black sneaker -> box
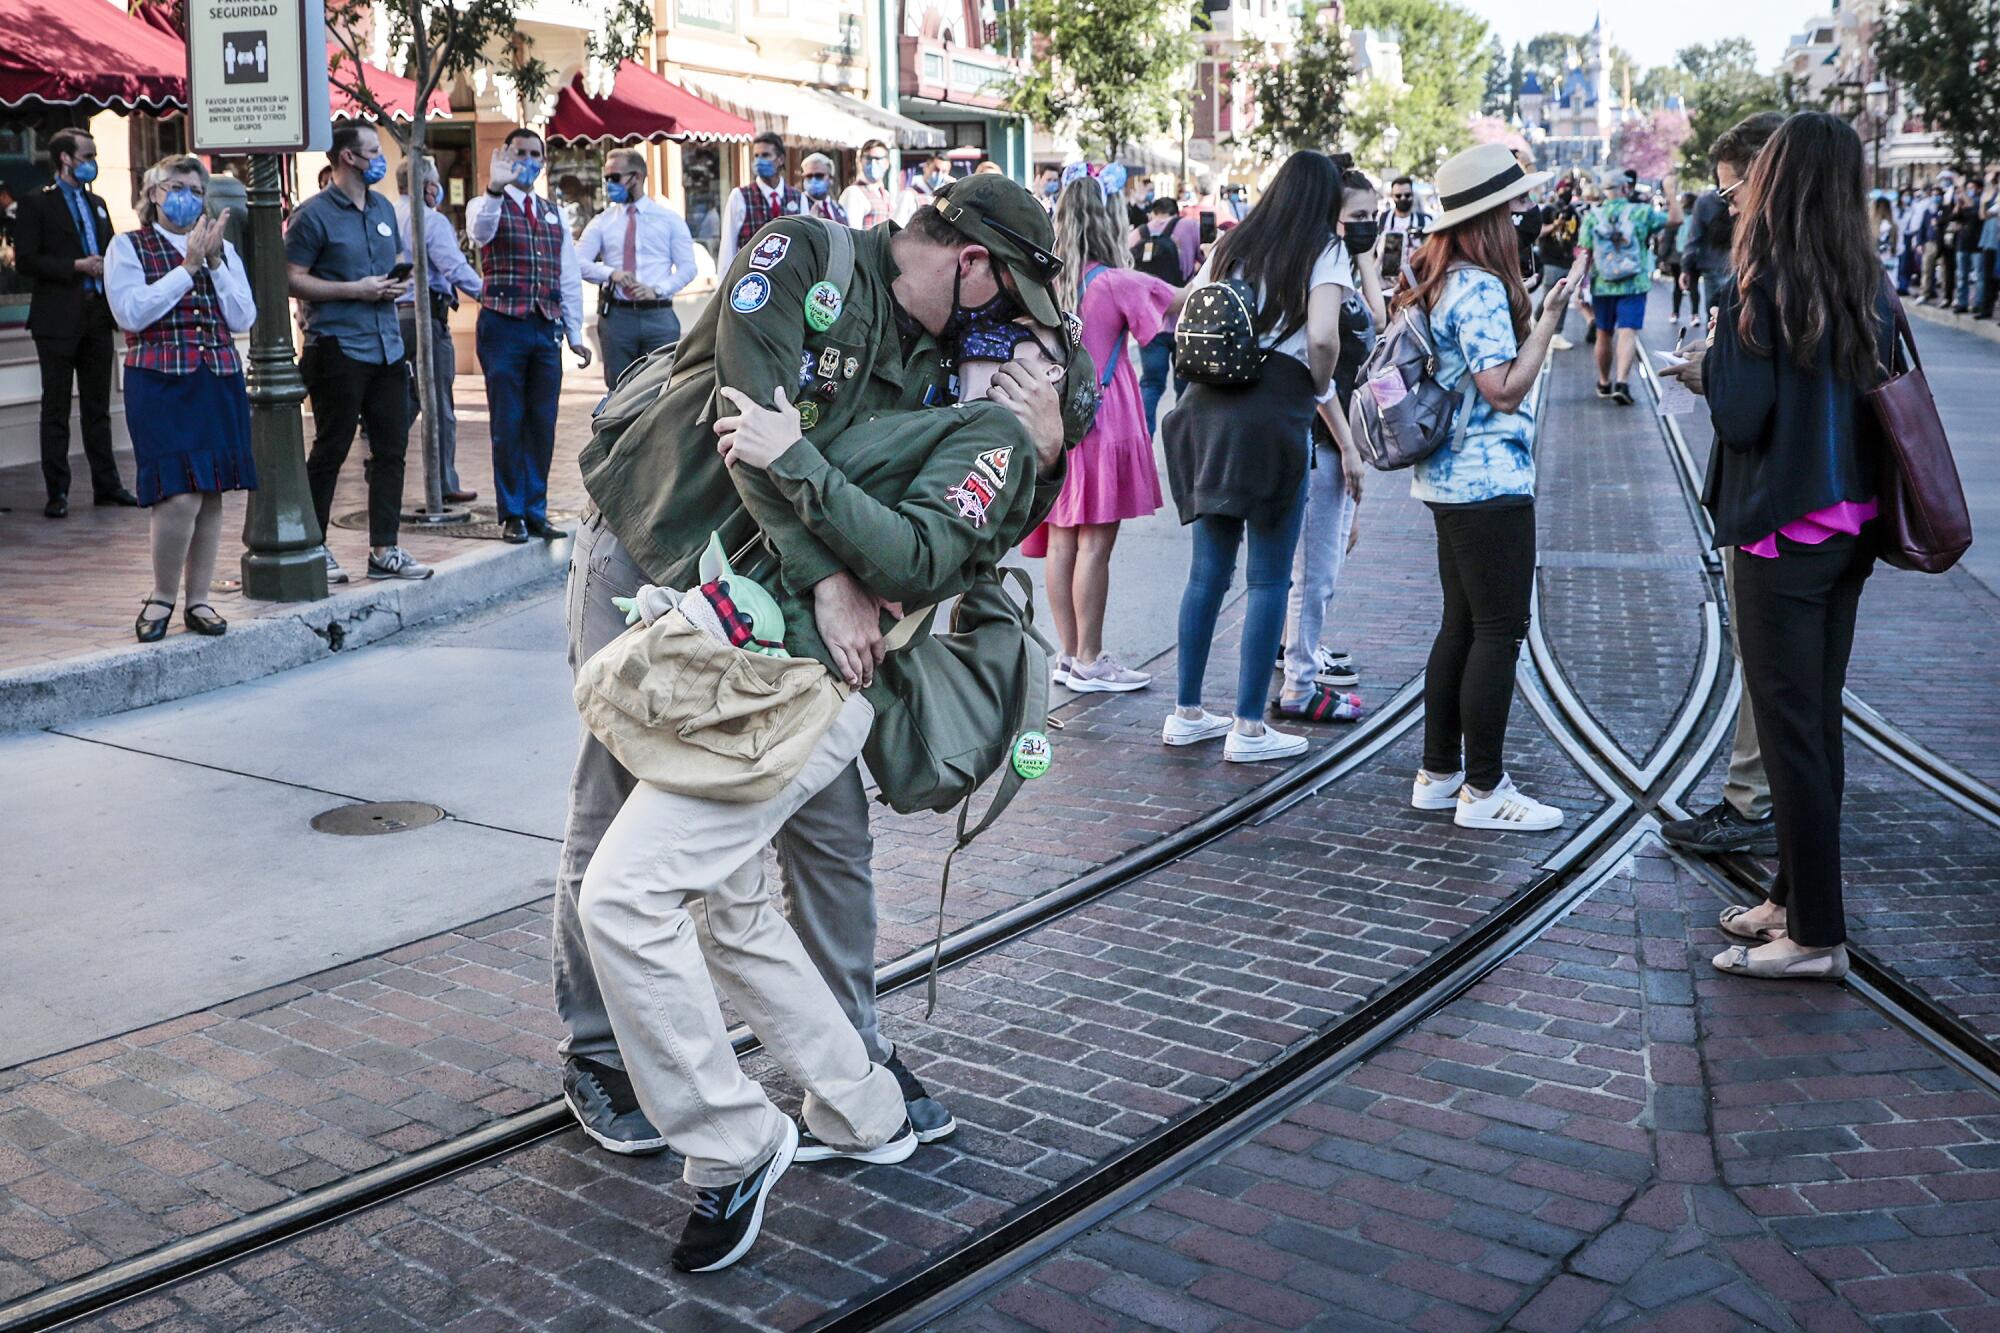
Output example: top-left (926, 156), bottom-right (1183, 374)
top-left (1611, 382), bottom-right (1634, 405)
top-left (1661, 800), bottom-right (1779, 856)
top-left (1596, 380), bottom-right (1613, 397)
top-left (670, 1119), bottom-right (797, 1273)
top-left (883, 1049), bottom-right (957, 1143)
top-left (794, 1116), bottom-right (919, 1165)
top-left (563, 1056), bottom-right (669, 1155)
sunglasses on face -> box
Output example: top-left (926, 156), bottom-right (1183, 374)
top-left (804, 172), bottom-right (830, 181)
top-left (1718, 179), bottom-right (1745, 199)
top-left (603, 171), bottom-right (638, 184)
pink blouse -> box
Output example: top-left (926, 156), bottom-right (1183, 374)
top-left (1739, 499), bottom-right (1878, 559)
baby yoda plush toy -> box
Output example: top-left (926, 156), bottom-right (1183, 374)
top-left (612, 532), bottom-right (788, 658)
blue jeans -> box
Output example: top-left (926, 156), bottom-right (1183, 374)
top-left (1954, 250), bottom-right (1982, 310)
top-left (477, 310), bottom-right (563, 524)
top-left (1175, 474), bottom-right (1310, 720)
top-left (1139, 333), bottom-right (1183, 435)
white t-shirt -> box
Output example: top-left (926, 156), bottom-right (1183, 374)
top-left (1191, 238), bottom-right (1352, 367)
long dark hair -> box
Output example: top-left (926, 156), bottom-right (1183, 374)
top-left (1392, 204), bottom-right (1531, 342)
top-left (1207, 150), bottom-right (1344, 337)
top-left (1732, 112), bottom-right (1884, 385)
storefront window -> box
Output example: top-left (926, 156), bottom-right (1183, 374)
top-left (683, 143), bottom-right (723, 260)
top-left (549, 143), bottom-right (601, 239)
top-left (0, 113), bottom-right (90, 328)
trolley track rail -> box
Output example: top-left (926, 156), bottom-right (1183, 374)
top-left (5, 683), bottom-right (1433, 1332)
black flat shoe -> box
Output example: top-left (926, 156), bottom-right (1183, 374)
top-left (96, 487), bottom-right (141, 507)
top-left (44, 497), bottom-right (68, 519)
top-left (184, 603), bottom-right (227, 636)
top-left (500, 518), bottom-right (529, 544)
top-left (135, 598), bottom-right (173, 643)
top-left (524, 516), bottom-right (566, 541)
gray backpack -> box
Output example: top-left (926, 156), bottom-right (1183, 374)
top-left (1346, 294), bottom-right (1476, 472)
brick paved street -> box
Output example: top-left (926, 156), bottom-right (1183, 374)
top-left (4, 293), bottom-right (2000, 1330)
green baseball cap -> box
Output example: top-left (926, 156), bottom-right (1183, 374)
top-left (933, 173), bottom-right (1064, 327)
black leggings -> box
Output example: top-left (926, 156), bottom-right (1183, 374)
top-left (1732, 531), bottom-right (1873, 947)
top-left (1424, 502), bottom-right (1536, 789)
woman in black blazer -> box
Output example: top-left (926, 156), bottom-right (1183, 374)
top-left (1700, 112), bottom-right (1897, 981)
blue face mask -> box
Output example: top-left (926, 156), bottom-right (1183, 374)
top-left (160, 186), bottom-right (204, 229)
top-left (1043, 179), bottom-right (1059, 197)
top-left (72, 159), bottom-right (98, 184)
top-left (928, 172), bottom-right (952, 190)
top-left (805, 177), bottom-right (830, 200)
top-left (754, 156), bottom-right (781, 180)
top-left (362, 153), bottom-right (388, 185)
top-left (862, 159), bottom-right (886, 183)
top-left (606, 180), bottom-right (631, 205)
top-left (513, 157), bottom-right (543, 189)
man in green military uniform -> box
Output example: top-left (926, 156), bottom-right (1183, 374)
top-left (556, 175), bottom-right (1072, 1160)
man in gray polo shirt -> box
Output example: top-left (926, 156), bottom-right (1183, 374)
top-left (284, 123), bottom-right (431, 582)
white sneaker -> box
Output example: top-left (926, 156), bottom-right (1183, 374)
top-left (1052, 656), bottom-right (1074, 687)
top-left (1411, 769), bottom-right (1465, 810)
top-left (1454, 775), bottom-right (1564, 831)
top-left (1163, 710), bottom-right (1232, 747)
top-left (1223, 726), bottom-right (1308, 763)
top-left (319, 548), bottom-right (350, 585)
top-left (1550, 334), bottom-right (1575, 351)
top-left (1068, 654), bottom-right (1151, 693)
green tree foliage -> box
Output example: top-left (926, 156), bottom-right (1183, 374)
top-left (1347, 0), bottom-right (1491, 175)
top-left (1877, 0), bottom-right (2000, 169)
top-left (1482, 35), bottom-right (1510, 116)
top-left (1002, 0), bottom-right (1198, 156)
top-left (1236, 4), bottom-right (1354, 158)
top-left (1673, 38), bottom-right (1792, 174)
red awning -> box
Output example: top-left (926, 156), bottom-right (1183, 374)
top-left (546, 60), bottom-right (755, 146)
top-left (0, 0), bottom-right (186, 111)
top-left (327, 47), bottom-right (452, 122)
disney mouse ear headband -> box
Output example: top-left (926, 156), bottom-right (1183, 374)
top-left (1058, 161), bottom-right (1130, 201)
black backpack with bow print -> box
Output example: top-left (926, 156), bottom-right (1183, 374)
top-left (1173, 277), bottom-right (1267, 386)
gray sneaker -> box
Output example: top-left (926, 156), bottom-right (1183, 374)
top-left (320, 548), bottom-right (350, 585)
top-left (562, 1056), bottom-right (668, 1155)
top-left (367, 546), bottom-right (434, 580)
top-left (883, 1048), bottom-right (956, 1143)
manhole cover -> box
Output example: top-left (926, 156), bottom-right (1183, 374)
top-left (310, 801), bottom-right (447, 835)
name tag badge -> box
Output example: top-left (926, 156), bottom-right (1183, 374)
top-left (376, 221), bottom-right (392, 237)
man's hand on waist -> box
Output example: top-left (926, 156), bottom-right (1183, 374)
top-left (813, 569), bottom-right (885, 689)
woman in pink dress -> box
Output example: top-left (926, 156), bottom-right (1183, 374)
top-left (1032, 179), bottom-right (1175, 692)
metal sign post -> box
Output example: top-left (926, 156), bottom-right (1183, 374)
top-left (185, 0), bottom-right (332, 600)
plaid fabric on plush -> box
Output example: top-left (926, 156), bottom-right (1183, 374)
top-left (734, 183), bottom-right (801, 252)
top-left (125, 227), bottom-right (242, 375)
top-left (480, 192), bottom-right (565, 321)
top-left (697, 580), bottom-right (782, 653)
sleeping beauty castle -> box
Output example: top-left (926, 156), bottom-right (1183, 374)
top-left (1515, 13), bottom-right (1653, 175)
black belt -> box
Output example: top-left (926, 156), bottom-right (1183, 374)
top-left (603, 297), bottom-right (673, 311)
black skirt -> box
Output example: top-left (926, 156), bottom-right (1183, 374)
top-left (1160, 352), bottom-right (1316, 528)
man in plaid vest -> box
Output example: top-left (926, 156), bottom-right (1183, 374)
top-left (467, 128), bottom-right (590, 545)
top-left (717, 131), bottom-right (804, 271)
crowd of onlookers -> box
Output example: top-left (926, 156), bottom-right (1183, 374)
top-left (1889, 170), bottom-right (2000, 318)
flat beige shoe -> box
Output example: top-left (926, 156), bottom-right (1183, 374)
top-left (1712, 942), bottom-right (1848, 980)
top-left (1719, 904), bottom-right (1786, 943)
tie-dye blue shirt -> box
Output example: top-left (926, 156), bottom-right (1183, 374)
top-left (1410, 268), bottom-right (1537, 506)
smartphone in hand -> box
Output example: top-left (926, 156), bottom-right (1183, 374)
top-left (387, 260), bottom-right (414, 282)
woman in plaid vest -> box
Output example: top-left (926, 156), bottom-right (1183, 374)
top-left (104, 155), bottom-right (258, 643)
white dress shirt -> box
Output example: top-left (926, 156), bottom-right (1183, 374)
top-left (717, 181), bottom-right (801, 270)
top-left (576, 197), bottom-right (697, 302)
top-left (465, 184), bottom-right (586, 344)
top-left (394, 198), bottom-right (483, 305)
top-left (105, 225), bottom-right (256, 335)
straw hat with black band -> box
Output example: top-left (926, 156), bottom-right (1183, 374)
top-left (1429, 142), bottom-right (1554, 232)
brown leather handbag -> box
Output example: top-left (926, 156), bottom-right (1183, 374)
top-left (1866, 295), bottom-right (1973, 573)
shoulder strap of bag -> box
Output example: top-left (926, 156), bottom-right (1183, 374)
top-left (1884, 285), bottom-right (1920, 376)
top-left (1080, 264), bottom-right (1124, 387)
top-left (925, 565), bottom-right (1051, 1015)
top-left (816, 215), bottom-right (856, 292)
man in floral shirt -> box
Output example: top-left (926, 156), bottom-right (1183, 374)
top-left (1579, 167), bottom-right (1682, 404)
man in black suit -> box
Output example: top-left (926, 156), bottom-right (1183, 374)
top-left (15, 129), bottom-right (137, 518)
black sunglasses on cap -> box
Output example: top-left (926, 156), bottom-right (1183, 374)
top-left (939, 201), bottom-right (1063, 281)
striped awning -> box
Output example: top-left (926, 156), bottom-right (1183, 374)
top-left (677, 71), bottom-right (946, 151)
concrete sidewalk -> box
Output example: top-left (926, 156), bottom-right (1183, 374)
top-left (0, 373), bottom-right (598, 733)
